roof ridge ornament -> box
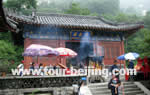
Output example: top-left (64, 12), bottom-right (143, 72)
top-left (32, 8), bottom-right (36, 21)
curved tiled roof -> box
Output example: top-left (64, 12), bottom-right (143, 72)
top-left (5, 12), bottom-right (144, 32)
top-left (0, 0), bottom-right (144, 37)
top-left (0, 0), bottom-right (17, 32)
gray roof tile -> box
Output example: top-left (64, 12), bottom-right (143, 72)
top-left (5, 11), bottom-right (144, 32)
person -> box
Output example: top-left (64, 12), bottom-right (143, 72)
top-left (17, 60), bottom-right (24, 76)
top-left (53, 65), bottom-right (56, 70)
top-left (108, 75), bottom-right (121, 95)
top-left (34, 62), bottom-right (39, 69)
top-left (39, 63), bottom-right (44, 75)
top-left (29, 62), bottom-right (35, 75)
top-left (128, 60), bottom-right (134, 69)
top-left (127, 60), bottom-right (135, 80)
top-left (78, 81), bottom-right (85, 95)
top-left (53, 65), bottom-right (57, 75)
top-left (30, 62), bottom-right (35, 69)
top-left (110, 60), bottom-right (119, 72)
top-left (110, 60), bottom-right (119, 79)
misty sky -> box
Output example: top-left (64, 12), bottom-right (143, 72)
top-left (120, 0), bottom-right (150, 10)
top-left (38, 0), bottom-right (150, 10)
top-left (36, 0), bottom-right (150, 16)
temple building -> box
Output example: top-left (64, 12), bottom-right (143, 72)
top-left (0, 1), bottom-right (144, 68)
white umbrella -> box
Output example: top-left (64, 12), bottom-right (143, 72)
top-left (55, 47), bottom-right (77, 57)
top-left (125, 52), bottom-right (139, 60)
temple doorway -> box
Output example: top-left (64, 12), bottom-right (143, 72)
top-left (65, 42), bottom-right (94, 67)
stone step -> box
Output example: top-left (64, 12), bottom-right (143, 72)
top-left (88, 82), bottom-right (135, 87)
top-left (123, 87), bottom-right (141, 91)
top-left (91, 91), bottom-right (144, 95)
top-left (122, 84), bottom-right (137, 88)
top-left (91, 93), bottom-right (146, 95)
top-left (89, 84), bottom-right (137, 90)
top-left (122, 82), bottom-right (134, 85)
top-left (91, 94), bottom-right (111, 95)
top-left (88, 81), bottom-right (148, 95)
top-left (90, 87), bottom-right (140, 92)
top-left (122, 90), bottom-right (144, 95)
top-left (91, 89), bottom-right (144, 94)
top-left (92, 91), bottom-right (111, 94)
top-left (136, 94), bottom-right (147, 95)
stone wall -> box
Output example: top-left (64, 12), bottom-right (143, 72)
top-left (0, 87), bottom-right (74, 95)
top-left (0, 76), bottom-right (86, 95)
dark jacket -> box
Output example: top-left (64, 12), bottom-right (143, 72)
top-left (128, 61), bottom-right (134, 69)
top-left (108, 78), bottom-right (121, 95)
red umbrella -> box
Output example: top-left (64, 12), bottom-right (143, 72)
top-left (55, 47), bottom-right (77, 74)
top-left (55, 47), bottom-right (77, 57)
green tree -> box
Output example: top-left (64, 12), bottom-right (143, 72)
top-left (143, 11), bottom-right (150, 28)
top-left (0, 40), bottom-right (16, 72)
top-left (37, 1), bottom-right (63, 13)
top-left (126, 29), bottom-right (150, 58)
top-left (79, 0), bottom-right (119, 15)
top-left (0, 32), bottom-right (24, 72)
top-left (102, 13), bottom-right (141, 23)
top-left (65, 3), bottom-right (91, 15)
top-left (142, 30), bottom-right (150, 57)
top-left (4, 0), bottom-right (37, 14)
top-left (102, 12), bottom-right (150, 58)
top-left (0, 40), bottom-right (16, 61)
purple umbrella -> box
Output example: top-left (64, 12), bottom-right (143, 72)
top-left (23, 44), bottom-right (59, 56)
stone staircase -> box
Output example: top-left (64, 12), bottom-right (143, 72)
top-left (88, 82), bottom-right (147, 95)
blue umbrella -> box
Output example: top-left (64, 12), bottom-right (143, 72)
top-left (117, 54), bottom-right (126, 60)
top-left (117, 52), bottom-right (139, 60)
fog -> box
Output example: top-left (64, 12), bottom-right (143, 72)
top-left (120, 0), bottom-right (150, 15)
top-left (37, 0), bottom-right (150, 15)
top-left (120, 0), bottom-right (150, 10)
top-left (38, 0), bottom-right (150, 9)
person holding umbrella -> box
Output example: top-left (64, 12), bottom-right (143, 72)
top-left (127, 60), bottom-right (134, 69)
top-left (127, 59), bottom-right (135, 81)
top-left (117, 52), bottom-right (139, 80)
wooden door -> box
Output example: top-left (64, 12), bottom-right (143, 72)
top-left (100, 41), bottom-right (123, 65)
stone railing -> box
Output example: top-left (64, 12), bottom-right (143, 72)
top-left (0, 75), bottom-right (86, 89)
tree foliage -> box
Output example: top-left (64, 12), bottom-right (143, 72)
top-left (4, 0), bottom-right (37, 14)
top-left (0, 40), bottom-right (16, 60)
top-left (102, 12), bottom-right (150, 58)
top-left (65, 3), bottom-right (91, 15)
top-left (37, 1), bottom-right (64, 13)
top-left (5, 0), bottom-right (37, 10)
top-left (37, 0), bottom-right (119, 15)
top-left (0, 32), bottom-right (24, 72)
top-left (126, 29), bottom-right (150, 58)
top-left (125, 12), bottom-right (150, 58)
top-left (143, 11), bottom-right (150, 28)
top-left (78, 0), bottom-right (119, 15)
top-left (64, 3), bottom-right (99, 16)
top-left (102, 13), bottom-right (141, 23)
